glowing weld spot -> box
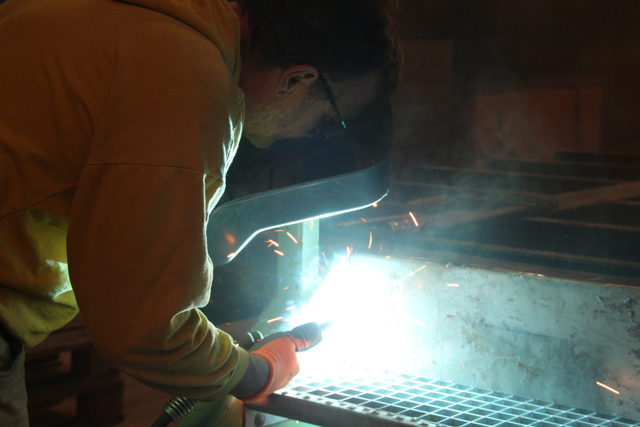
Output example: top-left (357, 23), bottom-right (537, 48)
top-left (288, 257), bottom-right (422, 376)
top-left (226, 252), bottom-right (235, 259)
top-left (596, 381), bottom-right (620, 395)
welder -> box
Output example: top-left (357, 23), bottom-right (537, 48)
top-left (0, 0), bottom-right (400, 425)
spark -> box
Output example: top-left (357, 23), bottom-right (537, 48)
top-left (224, 233), bottom-right (236, 244)
top-left (226, 252), bottom-right (235, 259)
top-left (360, 217), bottom-right (368, 223)
top-left (385, 255), bottom-right (391, 259)
top-left (409, 211), bottom-right (419, 227)
top-left (368, 231), bottom-right (373, 249)
top-left (447, 283), bottom-right (460, 288)
top-left (308, 220), bottom-right (314, 229)
top-left (397, 264), bottom-right (427, 283)
top-left (286, 305), bottom-right (296, 311)
top-left (265, 239), bottom-right (280, 248)
top-left (283, 286), bottom-right (290, 290)
top-left (525, 272), bottom-right (545, 277)
top-left (274, 250), bottom-right (284, 256)
top-left (596, 381), bottom-right (620, 395)
top-left (460, 361), bottom-right (465, 371)
top-left (286, 231), bottom-right (299, 244)
top-left (266, 316), bottom-right (283, 324)
top-left (274, 229), bottom-right (284, 232)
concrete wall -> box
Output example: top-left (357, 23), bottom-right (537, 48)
top-left (343, 254), bottom-right (640, 420)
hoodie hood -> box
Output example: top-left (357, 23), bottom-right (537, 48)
top-left (119, 0), bottom-right (241, 78)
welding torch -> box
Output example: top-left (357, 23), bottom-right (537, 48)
top-left (151, 321), bottom-right (327, 427)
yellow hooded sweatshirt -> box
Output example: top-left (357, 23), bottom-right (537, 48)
top-left (0, 0), bottom-right (249, 399)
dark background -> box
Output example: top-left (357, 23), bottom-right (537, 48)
top-left (392, 0), bottom-right (640, 167)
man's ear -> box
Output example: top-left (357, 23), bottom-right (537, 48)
top-left (277, 65), bottom-right (319, 97)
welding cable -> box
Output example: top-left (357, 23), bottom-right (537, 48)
top-left (150, 396), bottom-right (198, 427)
top-left (150, 323), bottom-right (323, 424)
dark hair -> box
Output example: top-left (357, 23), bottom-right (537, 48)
top-left (240, 0), bottom-right (401, 97)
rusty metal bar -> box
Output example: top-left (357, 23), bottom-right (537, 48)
top-left (247, 393), bottom-right (416, 427)
top-left (555, 151), bottom-right (640, 166)
top-left (392, 181), bottom-right (556, 209)
top-left (524, 216), bottom-right (640, 233)
top-left (405, 235), bottom-right (640, 277)
top-left (390, 179), bottom-right (640, 224)
top-left (398, 164), bottom-right (619, 192)
top-left (488, 158), bottom-right (640, 181)
top-left (549, 181), bottom-right (640, 211)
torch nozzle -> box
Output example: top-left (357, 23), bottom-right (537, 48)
top-left (246, 321), bottom-right (327, 353)
top-left (289, 321), bottom-right (325, 352)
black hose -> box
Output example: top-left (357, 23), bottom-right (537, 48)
top-left (150, 412), bottom-right (173, 427)
top-left (150, 333), bottom-right (262, 425)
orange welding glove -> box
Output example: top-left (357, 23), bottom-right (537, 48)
top-left (242, 335), bottom-right (312, 402)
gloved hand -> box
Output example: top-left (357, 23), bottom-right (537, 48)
top-left (231, 322), bottom-right (322, 402)
top-left (242, 334), bottom-right (313, 401)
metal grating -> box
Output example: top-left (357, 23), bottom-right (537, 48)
top-left (275, 372), bottom-right (640, 427)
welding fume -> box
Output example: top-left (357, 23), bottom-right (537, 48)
top-left (0, 0), bottom-right (401, 425)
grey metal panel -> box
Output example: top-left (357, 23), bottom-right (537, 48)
top-left (207, 154), bottom-right (390, 266)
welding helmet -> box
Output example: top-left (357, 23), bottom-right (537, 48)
top-left (206, 97), bottom-right (393, 266)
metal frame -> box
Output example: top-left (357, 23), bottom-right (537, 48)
top-left (249, 371), bottom-right (640, 426)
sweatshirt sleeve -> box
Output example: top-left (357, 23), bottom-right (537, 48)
top-left (67, 16), bottom-right (247, 400)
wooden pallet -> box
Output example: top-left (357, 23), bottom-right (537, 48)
top-left (25, 316), bottom-right (124, 426)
